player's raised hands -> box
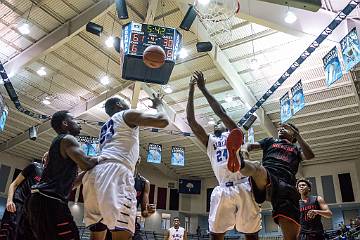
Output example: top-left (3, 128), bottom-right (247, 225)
top-left (193, 71), bottom-right (206, 90)
top-left (148, 93), bottom-right (164, 109)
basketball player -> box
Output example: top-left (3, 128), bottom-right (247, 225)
top-left (164, 217), bottom-right (187, 240)
top-left (297, 179), bottom-right (332, 240)
top-left (26, 110), bottom-right (99, 240)
top-left (82, 94), bottom-right (169, 240)
top-left (0, 152), bottom-right (48, 240)
top-left (186, 71), bottom-right (261, 240)
top-left (133, 157), bottom-right (155, 240)
top-left (226, 123), bottom-right (315, 240)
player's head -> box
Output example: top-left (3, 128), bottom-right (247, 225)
top-left (104, 97), bottom-right (129, 117)
top-left (214, 120), bottom-right (226, 137)
top-left (42, 151), bottom-right (49, 167)
top-left (173, 217), bottom-right (180, 228)
top-left (297, 179), bottom-right (311, 195)
top-left (51, 110), bottom-right (81, 136)
top-left (278, 122), bottom-right (299, 143)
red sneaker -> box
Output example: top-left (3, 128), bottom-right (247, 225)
top-left (226, 128), bottom-right (244, 172)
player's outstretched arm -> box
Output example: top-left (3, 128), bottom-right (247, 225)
top-left (141, 179), bottom-right (155, 218)
top-left (186, 77), bottom-right (208, 147)
top-left (314, 196), bottom-right (332, 219)
top-left (124, 93), bottom-right (169, 128)
top-left (194, 71), bottom-right (238, 131)
top-left (61, 135), bottom-right (98, 171)
top-left (6, 173), bottom-right (26, 212)
top-left (283, 124), bottom-right (315, 160)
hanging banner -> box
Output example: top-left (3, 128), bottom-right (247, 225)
top-left (237, 1), bottom-right (360, 127)
top-left (248, 127), bottom-right (255, 144)
top-left (340, 27), bottom-right (360, 72)
top-left (147, 143), bottom-right (162, 164)
top-left (179, 179), bottom-right (201, 194)
top-left (323, 46), bottom-right (343, 86)
top-left (291, 80), bottom-right (306, 115)
top-left (77, 135), bottom-right (99, 156)
top-left (280, 92), bottom-right (292, 123)
top-left (0, 95), bottom-right (8, 132)
top-left (171, 146), bottom-right (185, 166)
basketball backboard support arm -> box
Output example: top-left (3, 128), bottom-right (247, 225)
top-left (130, 0), bottom-right (159, 109)
top-left (175, 1), bottom-right (278, 137)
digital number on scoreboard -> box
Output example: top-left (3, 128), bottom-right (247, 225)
top-left (122, 22), bottom-right (181, 61)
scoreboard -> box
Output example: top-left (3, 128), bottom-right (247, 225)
top-left (120, 22), bottom-right (182, 85)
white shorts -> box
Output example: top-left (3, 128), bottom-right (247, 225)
top-left (82, 161), bottom-right (137, 233)
top-left (209, 178), bottom-right (262, 234)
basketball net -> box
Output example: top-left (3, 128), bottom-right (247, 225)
top-left (194, 0), bottom-right (240, 45)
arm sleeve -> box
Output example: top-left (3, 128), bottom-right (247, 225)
top-left (21, 164), bottom-right (35, 178)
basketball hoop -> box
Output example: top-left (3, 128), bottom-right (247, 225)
top-left (194, 0), bottom-right (240, 45)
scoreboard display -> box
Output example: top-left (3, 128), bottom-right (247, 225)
top-left (120, 22), bottom-right (182, 85)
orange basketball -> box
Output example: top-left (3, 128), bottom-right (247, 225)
top-left (143, 45), bottom-right (166, 69)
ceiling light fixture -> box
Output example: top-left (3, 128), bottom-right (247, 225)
top-left (105, 36), bottom-right (114, 48)
top-left (225, 94), bottom-right (233, 103)
top-left (198, 0), bottom-right (210, 5)
top-left (285, 10), bottom-right (297, 24)
top-left (18, 23), bottom-right (30, 35)
top-left (250, 58), bottom-right (260, 70)
top-left (163, 85), bottom-right (173, 94)
top-left (100, 75), bottom-right (110, 85)
top-left (42, 99), bottom-right (51, 105)
top-left (178, 48), bottom-right (189, 59)
top-left (36, 67), bottom-right (47, 76)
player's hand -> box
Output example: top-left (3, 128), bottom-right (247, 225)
top-left (148, 93), bottom-right (164, 109)
top-left (6, 201), bottom-right (16, 213)
top-left (281, 123), bottom-right (299, 138)
top-left (307, 210), bottom-right (317, 219)
top-left (189, 76), bottom-right (197, 88)
top-left (193, 71), bottom-right (206, 90)
top-left (147, 203), bottom-right (156, 214)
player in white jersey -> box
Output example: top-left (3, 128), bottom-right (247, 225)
top-left (164, 217), bottom-right (187, 240)
top-left (82, 94), bottom-right (169, 240)
top-left (186, 71), bottom-right (261, 240)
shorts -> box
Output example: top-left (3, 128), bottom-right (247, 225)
top-left (82, 161), bottom-right (137, 233)
top-left (250, 170), bottom-right (300, 225)
top-left (208, 178), bottom-right (262, 234)
top-left (299, 232), bottom-right (325, 240)
top-left (26, 192), bottom-right (79, 240)
top-left (0, 201), bottom-right (35, 240)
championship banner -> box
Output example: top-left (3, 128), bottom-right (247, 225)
top-left (179, 179), bottom-right (201, 194)
top-left (171, 146), bottom-right (185, 166)
top-left (77, 135), bottom-right (98, 156)
top-left (323, 46), bottom-right (343, 86)
top-left (147, 143), bottom-right (162, 164)
top-left (248, 127), bottom-right (255, 144)
top-left (280, 92), bottom-right (292, 123)
top-left (237, 1), bottom-right (360, 127)
top-left (0, 95), bottom-right (8, 132)
top-left (291, 80), bottom-right (305, 115)
top-left (341, 27), bottom-right (360, 72)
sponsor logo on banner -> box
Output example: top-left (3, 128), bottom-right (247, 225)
top-left (323, 46), bottom-right (343, 86)
top-left (171, 146), bottom-right (185, 166)
top-left (77, 136), bottom-right (99, 156)
top-left (341, 27), bottom-right (360, 72)
top-left (280, 92), bottom-right (292, 123)
top-left (291, 80), bottom-right (306, 115)
top-left (147, 143), bottom-right (162, 164)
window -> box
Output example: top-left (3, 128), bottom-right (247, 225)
top-left (0, 165), bottom-right (11, 193)
top-left (161, 213), bottom-right (171, 230)
top-left (321, 175), bottom-right (336, 203)
top-left (338, 173), bottom-right (355, 202)
top-left (184, 217), bottom-right (190, 232)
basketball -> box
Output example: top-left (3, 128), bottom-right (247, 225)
top-left (143, 45), bottom-right (166, 69)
